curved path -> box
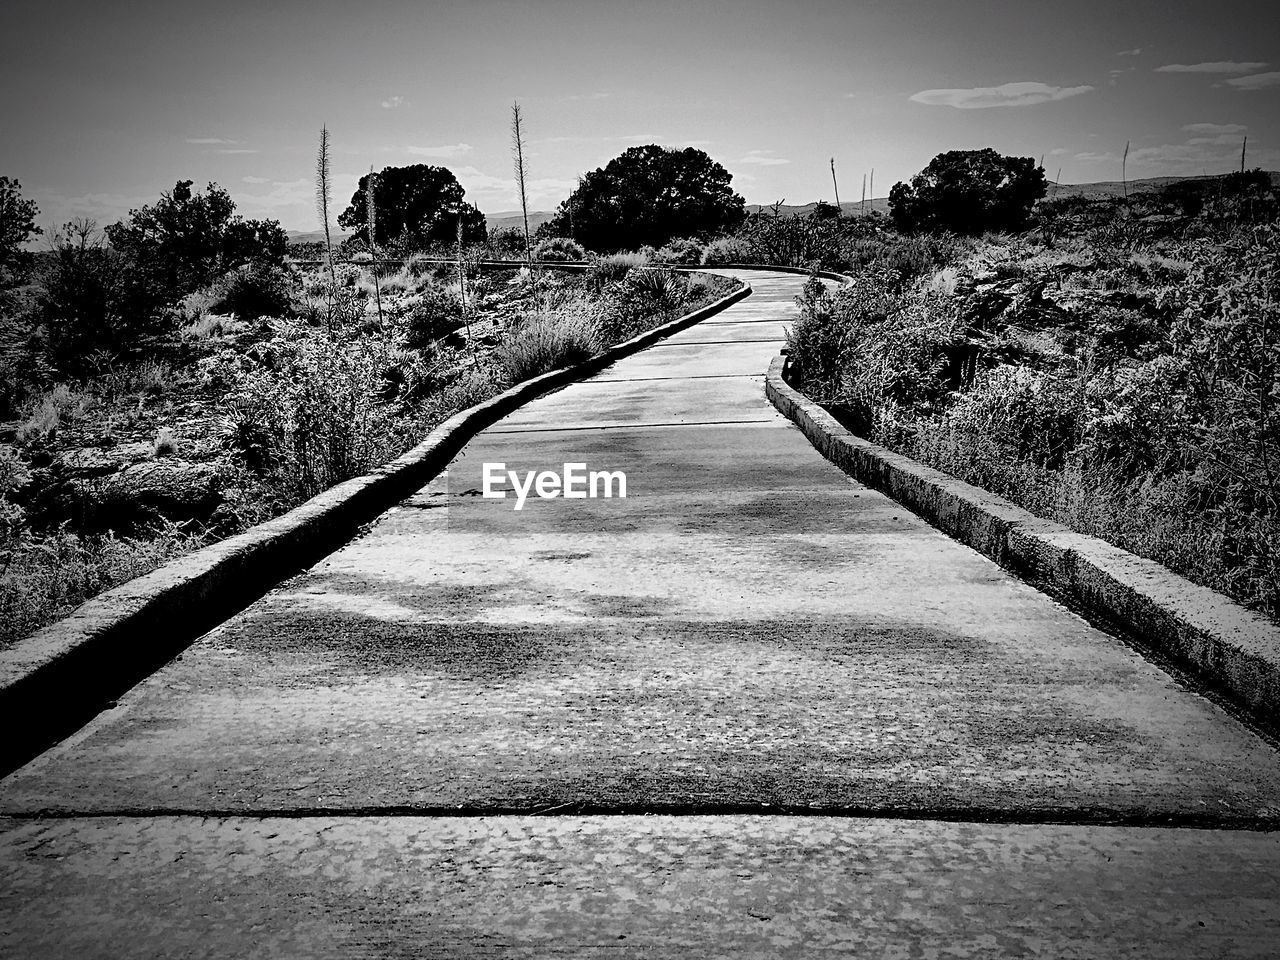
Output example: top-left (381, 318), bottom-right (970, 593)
top-left (2, 270), bottom-right (1279, 956)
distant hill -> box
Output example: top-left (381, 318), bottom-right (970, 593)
top-left (485, 210), bottom-right (554, 234)
top-left (287, 229), bottom-right (353, 245)
top-left (1044, 171), bottom-right (1280, 199)
top-left (746, 200), bottom-right (889, 218)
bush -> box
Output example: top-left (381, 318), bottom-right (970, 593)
top-left (401, 283), bottom-right (463, 348)
top-left (533, 237), bottom-right (587, 262)
top-left (104, 180), bottom-right (287, 299)
top-left (699, 236), bottom-right (750, 265)
top-left (34, 220), bottom-right (177, 374)
top-left (653, 238), bottom-right (704, 265)
top-left (589, 251), bottom-right (649, 286)
top-left (207, 262), bottom-right (299, 320)
top-left (496, 310), bottom-right (600, 383)
top-left (215, 321), bottom-right (421, 499)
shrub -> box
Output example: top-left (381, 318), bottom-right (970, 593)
top-left (207, 262), bottom-right (299, 320)
top-left (534, 237), bottom-right (587, 262)
top-left (104, 180), bottom-right (287, 299)
top-left (589, 251), bottom-right (649, 286)
top-left (496, 310), bottom-right (600, 383)
top-left (216, 321), bottom-right (419, 499)
top-left (700, 236), bottom-right (750, 265)
top-left (401, 283), bottom-right (463, 348)
top-left (653, 238), bottom-right (704, 264)
top-left (34, 220), bottom-right (177, 374)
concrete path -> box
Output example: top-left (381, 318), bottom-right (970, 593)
top-left (2, 270), bottom-right (1279, 957)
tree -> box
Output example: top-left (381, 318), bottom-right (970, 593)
top-left (337, 164), bottom-right (486, 249)
top-left (104, 180), bottom-right (287, 298)
top-left (36, 219), bottom-right (176, 373)
top-left (538, 145), bottom-right (745, 252)
top-left (0, 176), bottom-right (41, 280)
top-left (888, 148), bottom-right (1046, 234)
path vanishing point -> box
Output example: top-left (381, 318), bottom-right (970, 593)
top-left (2, 269), bottom-right (1279, 957)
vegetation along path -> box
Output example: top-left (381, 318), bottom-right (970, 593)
top-left (2, 270), bottom-right (1280, 956)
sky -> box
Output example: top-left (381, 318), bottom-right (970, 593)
top-left (2, 0), bottom-right (1277, 236)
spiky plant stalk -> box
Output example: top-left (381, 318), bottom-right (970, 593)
top-left (1122, 141), bottom-right (1130, 201)
top-left (366, 167), bottom-right (384, 327)
top-left (315, 125), bottom-right (337, 333)
top-left (830, 158), bottom-right (841, 212)
top-left (869, 169), bottom-right (874, 214)
top-left (457, 212), bottom-right (475, 360)
top-left (861, 174), bottom-right (866, 216)
top-left (511, 101), bottom-right (532, 268)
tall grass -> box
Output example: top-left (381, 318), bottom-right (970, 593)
top-left (496, 310), bottom-right (600, 384)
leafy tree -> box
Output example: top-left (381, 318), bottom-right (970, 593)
top-left (104, 180), bottom-right (287, 298)
top-left (889, 149), bottom-right (1046, 234)
top-left (337, 164), bottom-right (486, 249)
top-left (36, 219), bottom-right (177, 373)
top-left (539, 145), bottom-right (745, 252)
top-left (0, 176), bottom-right (41, 280)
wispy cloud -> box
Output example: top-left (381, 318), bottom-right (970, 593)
top-left (216, 149), bottom-right (258, 155)
top-left (241, 175), bottom-right (271, 184)
top-left (909, 81), bottom-right (1093, 109)
top-left (406, 143), bottom-right (473, 159)
top-left (185, 137), bottom-right (240, 145)
top-left (1183, 122), bottom-right (1248, 134)
top-left (1116, 48), bottom-right (1143, 57)
top-left (564, 92), bottom-right (610, 102)
top-left (381, 95), bottom-right (407, 109)
top-left (1226, 71), bottom-right (1280, 90)
top-left (738, 150), bottom-right (790, 166)
top-left (1155, 61), bottom-right (1268, 73)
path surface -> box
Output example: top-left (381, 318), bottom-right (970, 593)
top-left (2, 270), bottom-right (1279, 957)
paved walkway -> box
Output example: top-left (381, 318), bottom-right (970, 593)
top-left (2, 270), bottom-right (1279, 957)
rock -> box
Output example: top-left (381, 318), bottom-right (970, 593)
top-left (94, 461), bottom-right (224, 524)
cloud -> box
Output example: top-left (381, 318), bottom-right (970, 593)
top-left (563, 92), bottom-right (609, 102)
top-left (1188, 133), bottom-right (1250, 145)
top-left (1183, 122), bottom-right (1248, 134)
top-left (738, 150), bottom-right (790, 166)
top-left (381, 95), bottom-right (407, 109)
top-left (1074, 151), bottom-right (1121, 163)
top-left (216, 149), bottom-right (258, 155)
top-left (1155, 61), bottom-right (1268, 73)
top-left (1117, 48), bottom-right (1143, 57)
top-left (241, 176), bottom-right (271, 184)
top-left (185, 137), bottom-right (240, 145)
top-left (1226, 71), bottom-right (1280, 90)
top-left (406, 143), bottom-right (473, 158)
top-left (909, 81), bottom-right (1093, 109)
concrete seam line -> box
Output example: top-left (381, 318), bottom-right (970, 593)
top-left (0, 276), bottom-right (753, 761)
top-left (765, 352), bottom-right (1280, 728)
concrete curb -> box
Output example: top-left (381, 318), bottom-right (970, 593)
top-left (765, 353), bottom-right (1280, 730)
top-left (0, 277), bottom-right (751, 773)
